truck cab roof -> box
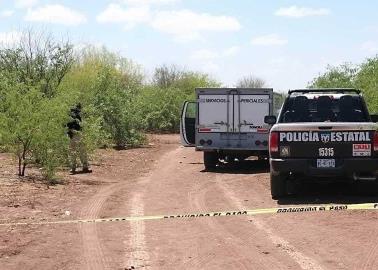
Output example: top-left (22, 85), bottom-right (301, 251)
top-left (288, 88), bottom-right (361, 95)
top-left (278, 89), bottom-right (371, 123)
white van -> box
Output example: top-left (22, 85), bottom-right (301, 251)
top-left (180, 88), bottom-right (275, 170)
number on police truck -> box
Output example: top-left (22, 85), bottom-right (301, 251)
top-left (318, 148), bottom-right (334, 157)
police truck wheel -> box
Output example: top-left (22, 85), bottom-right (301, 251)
top-left (204, 152), bottom-right (218, 170)
top-left (270, 171), bottom-right (287, 199)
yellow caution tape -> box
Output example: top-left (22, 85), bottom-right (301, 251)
top-left (1, 203), bottom-right (377, 227)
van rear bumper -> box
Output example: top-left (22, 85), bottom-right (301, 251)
top-left (196, 147), bottom-right (268, 157)
top-left (270, 158), bottom-right (378, 177)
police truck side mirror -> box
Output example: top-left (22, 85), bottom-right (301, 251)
top-left (370, 114), bottom-right (378, 123)
top-left (264, 115), bottom-right (277, 125)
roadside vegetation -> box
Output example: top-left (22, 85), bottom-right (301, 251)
top-left (0, 31), bottom-right (376, 182)
top-left (0, 31), bottom-right (218, 182)
top-left (309, 59), bottom-right (378, 113)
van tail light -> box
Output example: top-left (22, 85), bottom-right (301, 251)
top-left (374, 131), bottom-right (378, 152)
top-left (269, 132), bottom-right (279, 153)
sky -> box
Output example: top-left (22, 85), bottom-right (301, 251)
top-left (0, 0), bottom-right (378, 91)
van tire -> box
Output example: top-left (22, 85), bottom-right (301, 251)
top-left (204, 152), bottom-right (218, 170)
top-left (270, 171), bottom-right (287, 199)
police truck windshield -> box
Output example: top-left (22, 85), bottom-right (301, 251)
top-left (279, 95), bottom-right (370, 123)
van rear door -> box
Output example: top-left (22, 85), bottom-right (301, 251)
top-left (180, 101), bottom-right (196, 146)
top-left (235, 94), bottom-right (271, 133)
top-left (198, 94), bottom-right (232, 133)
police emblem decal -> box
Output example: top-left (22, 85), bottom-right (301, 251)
top-left (320, 133), bottom-right (330, 143)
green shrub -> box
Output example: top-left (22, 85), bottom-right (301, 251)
top-left (144, 65), bottom-right (221, 132)
top-left (59, 47), bottom-right (145, 148)
top-left (134, 86), bottom-right (187, 132)
top-left (355, 56), bottom-right (378, 113)
top-left (309, 59), bottom-right (378, 113)
top-left (0, 84), bottom-right (69, 181)
top-left (32, 97), bottom-right (70, 183)
top-left (309, 63), bottom-right (357, 89)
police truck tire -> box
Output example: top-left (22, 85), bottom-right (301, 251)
top-left (204, 152), bottom-right (218, 170)
top-left (270, 172), bottom-right (287, 199)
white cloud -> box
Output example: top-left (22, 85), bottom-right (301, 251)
top-left (24, 4), bottom-right (87, 26)
top-left (151, 10), bottom-right (241, 42)
top-left (96, 5), bottom-right (240, 42)
top-left (275, 6), bottom-right (330, 18)
top-left (223, 46), bottom-right (240, 57)
top-left (15, 0), bottom-right (39, 9)
top-left (192, 46), bottom-right (240, 61)
top-left (251, 34), bottom-right (288, 46)
top-left (96, 3), bottom-right (150, 29)
top-left (269, 56), bottom-right (286, 66)
top-left (191, 46), bottom-right (240, 63)
top-left (190, 46), bottom-right (239, 74)
top-left (0, 31), bottom-right (22, 46)
top-left (122, 0), bottom-right (179, 6)
top-left (361, 41), bottom-right (378, 53)
top-left (0, 10), bottom-right (14, 18)
top-left (200, 61), bottom-right (219, 72)
top-left (192, 49), bottom-right (219, 60)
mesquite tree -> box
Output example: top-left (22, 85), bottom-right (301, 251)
top-left (0, 30), bottom-right (74, 98)
top-left (0, 31), bottom-right (73, 179)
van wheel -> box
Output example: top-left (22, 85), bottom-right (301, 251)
top-left (270, 171), bottom-right (287, 199)
top-left (204, 152), bottom-right (218, 170)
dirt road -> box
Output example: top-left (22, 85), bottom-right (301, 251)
top-left (1, 135), bottom-right (378, 269)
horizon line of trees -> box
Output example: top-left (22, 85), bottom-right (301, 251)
top-left (309, 60), bottom-right (378, 113)
top-left (0, 30), bottom-right (376, 182)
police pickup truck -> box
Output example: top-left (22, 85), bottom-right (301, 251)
top-left (265, 89), bottom-right (378, 199)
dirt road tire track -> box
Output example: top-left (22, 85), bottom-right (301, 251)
top-left (360, 228), bottom-right (378, 270)
top-left (78, 182), bottom-right (118, 270)
top-left (214, 174), bottom-right (324, 270)
top-left (185, 181), bottom-right (259, 270)
top-left (125, 192), bottom-right (150, 269)
top-left (78, 138), bottom-right (177, 270)
top-left (188, 181), bottom-right (274, 270)
top-left (76, 138), bottom-right (177, 270)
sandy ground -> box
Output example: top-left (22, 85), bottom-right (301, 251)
top-left (1, 134), bottom-right (378, 270)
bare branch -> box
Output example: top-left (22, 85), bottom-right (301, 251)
top-left (236, 75), bottom-right (266, 88)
